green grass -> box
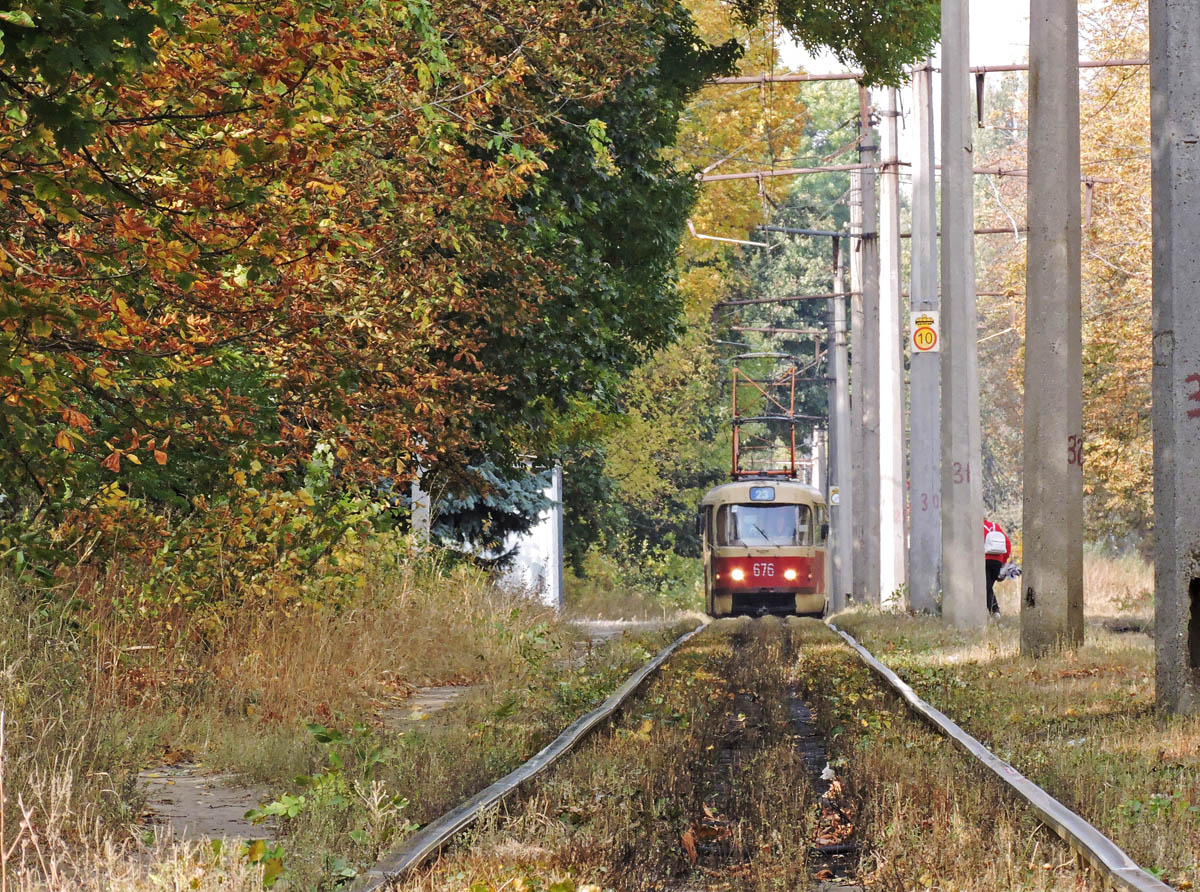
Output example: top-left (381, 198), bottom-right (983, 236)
top-left (564, 548), bottom-right (703, 620)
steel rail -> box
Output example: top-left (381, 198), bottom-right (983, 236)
top-left (829, 625), bottom-right (1176, 892)
top-left (353, 623), bottom-right (707, 890)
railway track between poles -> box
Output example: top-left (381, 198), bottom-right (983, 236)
top-left (358, 617), bottom-right (1175, 892)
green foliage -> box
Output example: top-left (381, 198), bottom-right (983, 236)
top-left (728, 82), bottom-right (858, 420)
top-left (0, 0), bottom-right (167, 148)
top-left (565, 546), bottom-right (702, 618)
top-left (245, 721), bottom-right (417, 887)
top-left (237, 839), bottom-right (287, 889)
top-left (432, 462), bottom-right (552, 558)
top-left (572, 78), bottom-right (858, 592)
top-left (474, 3), bottom-right (740, 460)
top-left (733, 0), bottom-right (940, 86)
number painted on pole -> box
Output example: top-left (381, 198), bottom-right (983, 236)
top-left (919, 492), bottom-right (941, 511)
top-left (1187, 373), bottom-right (1200, 419)
top-left (952, 461), bottom-right (971, 485)
top-left (1067, 434), bottom-right (1084, 467)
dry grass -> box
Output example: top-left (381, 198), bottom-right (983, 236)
top-left (0, 679), bottom-right (276, 892)
top-left (406, 618), bottom-right (819, 892)
top-left (789, 619), bottom-right (1107, 891)
top-left (992, 548), bottom-right (1153, 623)
top-left (0, 546), bottom-right (692, 890)
top-left (829, 551), bottom-right (1199, 890)
top-left (88, 552), bottom-right (567, 729)
top-left (0, 580), bottom-right (163, 855)
top-left (0, 726), bottom-right (267, 892)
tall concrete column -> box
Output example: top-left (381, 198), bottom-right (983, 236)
top-left (411, 475), bottom-right (431, 545)
top-left (829, 237), bottom-right (854, 611)
top-left (550, 464), bottom-right (565, 613)
top-left (939, 0), bottom-right (987, 629)
top-left (909, 62), bottom-right (942, 614)
top-left (1022, 0), bottom-right (1084, 654)
top-left (858, 85), bottom-right (883, 607)
top-left (813, 427), bottom-right (825, 492)
top-left (850, 172), bottom-right (868, 603)
top-left (1150, 0), bottom-right (1200, 714)
top-left (879, 86), bottom-right (907, 608)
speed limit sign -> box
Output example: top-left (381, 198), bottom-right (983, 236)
top-left (911, 311), bottom-right (940, 353)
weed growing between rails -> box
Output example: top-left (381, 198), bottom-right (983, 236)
top-left (830, 608), bottom-right (1198, 889)
top-left (786, 619), bottom-right (1106, 892)
top-left (403, 618), bottom-right (823, 892)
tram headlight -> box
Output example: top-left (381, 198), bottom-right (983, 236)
top-left (783, 568), bottom-right (798, 581)
top-left (730, 567), bottom-right (745, 582)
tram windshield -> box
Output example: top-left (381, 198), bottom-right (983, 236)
top-left (716, 503), bottom-right (811, 547)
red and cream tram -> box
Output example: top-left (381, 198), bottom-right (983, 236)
top-left (700, 478), bottom-right (829, 617)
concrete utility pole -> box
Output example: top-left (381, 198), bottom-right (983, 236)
top-left (411, 476), bottom-right (432, 545)
top-left (829, 237), bottom-right (854, 612)
top-left (550, 464), bottom-right (565, 613)
top-left (909, 62), bottom-right (941, 614)
top-left (1022, 0), bottom-right (1085, 654)
top-left (939, 0), bottom-right (987, 629)
top-left (850, 172), bottom-right (867, 604)
top-left (858, 85), bottom-right (883, 607)
top-left (879, 87), bottom-right (907, 607)
top-left (812, 427), bottom-right (825, 492)
top-left (1150, 0), bottom-right (1200, 714)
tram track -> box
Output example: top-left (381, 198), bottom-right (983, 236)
top-left (363, 616), bottom-right (1172, 892)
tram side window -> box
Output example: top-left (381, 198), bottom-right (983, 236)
top-left (816, 505), bottom-right (829, 544)
top-left (716, 504), bottom-right (812, 546)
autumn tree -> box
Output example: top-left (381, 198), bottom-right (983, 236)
top-left (0, 0), bottom-right (736, 583)
top-left (570, 5), bottom-right (861, 582)
top-left (975, 0), bottom-right (1151, 547)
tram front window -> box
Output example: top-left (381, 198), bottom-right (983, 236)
top-left (716, 504), bottom-right (811, 547)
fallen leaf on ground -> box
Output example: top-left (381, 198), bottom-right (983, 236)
top-left (681, 827), bottom-right (698, 864)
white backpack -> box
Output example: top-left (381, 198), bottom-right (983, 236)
top-left (984, 526), bottom-right (1007, 555)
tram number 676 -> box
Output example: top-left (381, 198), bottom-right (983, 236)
top-left (752, 563), bottom-right (775, 578)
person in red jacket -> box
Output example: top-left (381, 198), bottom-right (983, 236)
top-left (983, 519), bottom-right (1011, 616)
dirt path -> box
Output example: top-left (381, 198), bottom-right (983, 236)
top-left (139, 766), bottom-right (271, 841)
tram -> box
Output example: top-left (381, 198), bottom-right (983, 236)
top-left (699, 355), bottom-right (830, 617)
top-left (700, 478), bottom-right (829, 617)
